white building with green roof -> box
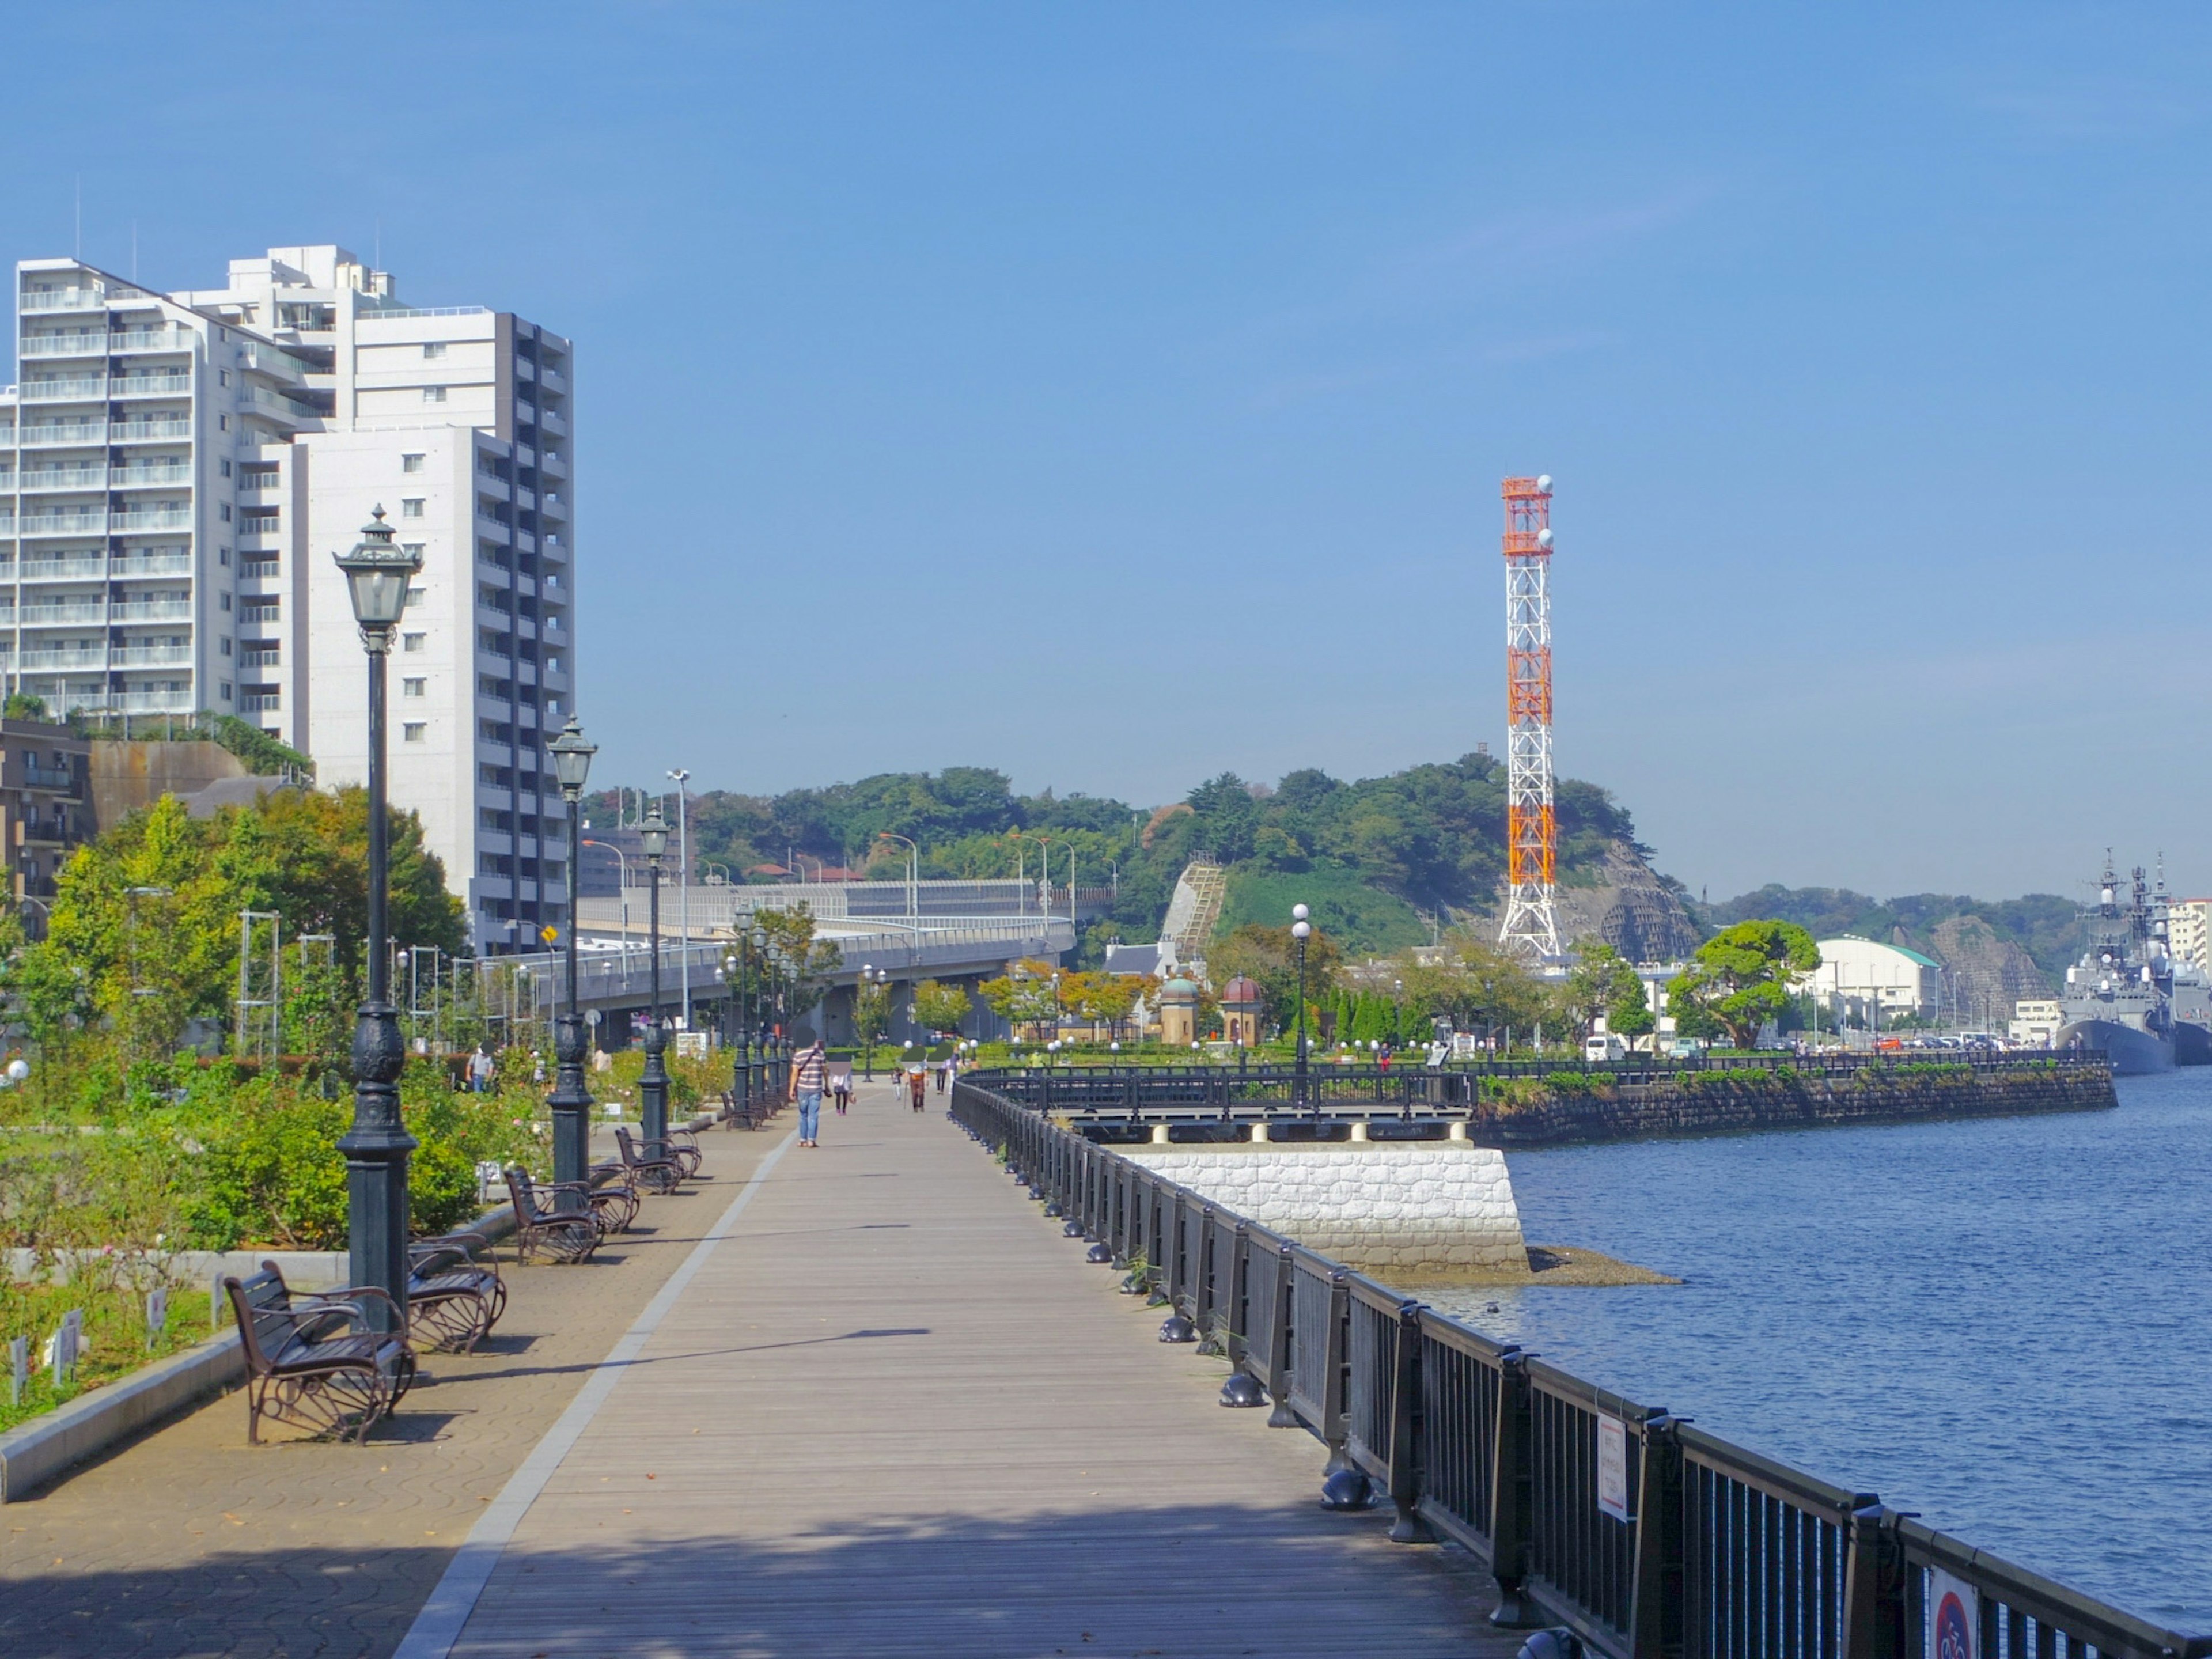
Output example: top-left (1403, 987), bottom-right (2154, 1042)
top-left (1802, 935), bottom-right (1938, 1021)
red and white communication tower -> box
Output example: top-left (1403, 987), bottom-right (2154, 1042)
top-left (1498, 474), bottom-right (1559, 960)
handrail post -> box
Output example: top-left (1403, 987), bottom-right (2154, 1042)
top-left (1387, 1299), bottom-right (1433, 1543)
top-left (1840, 1502), bottom-right (1904, 1659)
top-left (1265, 1242), bottom-right (1298, 1428)
top-left (1628, 1412), bottom-right (1683, 1659)
top-left (1487, 1348), bottom-right (1541, 1628)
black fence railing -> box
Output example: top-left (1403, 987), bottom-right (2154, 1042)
top-left (964, 1050), bottom-right (2105, 1121)
top-left (950, 1076), bottom-right (2199, 1659)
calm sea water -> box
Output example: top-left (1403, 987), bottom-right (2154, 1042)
top-left (1425, 1069), bottom-right (2212, 1628)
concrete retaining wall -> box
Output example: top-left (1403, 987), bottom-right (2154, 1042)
top-left (1469, 1065), bottom-right (2113, 1147)
top-left (1122, 1143), bottom-right (1525, 1276)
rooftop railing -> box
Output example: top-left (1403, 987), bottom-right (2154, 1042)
top-left (956, 1076), bottom-right (2210, 1659)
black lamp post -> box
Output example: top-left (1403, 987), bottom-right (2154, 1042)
top-left (332, 508), bottom-right (422, 1334)
top-left (546, 717), bottom-right (597, 1185)
top-left (1291, 903), bottom-right (1312, 1113)
top-left (724, 948), bottom-right (749, 1120)
top-left (638, 804), bottom-right (671, 1143)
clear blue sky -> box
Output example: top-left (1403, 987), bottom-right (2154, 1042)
top-left (9, 3), bottom-right (2210, 902)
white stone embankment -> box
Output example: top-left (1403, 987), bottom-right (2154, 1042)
top-left (1120, 1143), bottom-right (1526, 1277)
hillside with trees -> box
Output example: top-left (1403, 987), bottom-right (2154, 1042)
top-left (595, 753), bottom-right (1701, 962)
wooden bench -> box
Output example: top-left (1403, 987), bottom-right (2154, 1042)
top-left (222, 1263), bottom-right (417, 1445)
top-left (613, 1126), bottom-right (685, 1194)
top-left (407, 1229), bottom-right (507, 1353)
top-left (505, 1168), bottom-right (604, 1263)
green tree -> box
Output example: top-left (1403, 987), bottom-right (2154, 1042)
top-left (1666, 921), bottom-right (1821, 1051)
top-left (853, 977), bottom-right (892, 1056)
top-left (752, 904), bottom-right (843, 1029)
top-left (911, 979), bottom-right (972, 1036)
top-left (1208, 923), bottom-right (1342, 1031)
top-left (1560, 942), bottom-right (1645, 1040)
top-left (976, 960), bottom-right (1062, 1040)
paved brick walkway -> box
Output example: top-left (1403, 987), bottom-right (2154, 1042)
top-left (0, 1120), bottom-right (789, 1659)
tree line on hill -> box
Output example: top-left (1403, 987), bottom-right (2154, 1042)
top-left (588, 753), bottom-right (1660, 961)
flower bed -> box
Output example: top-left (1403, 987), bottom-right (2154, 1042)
top-left (0, 1282), bottom-right (214, 1435)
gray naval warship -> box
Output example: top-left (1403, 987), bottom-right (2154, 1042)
top-left (2056, 857), bottom-right (2212, 1073)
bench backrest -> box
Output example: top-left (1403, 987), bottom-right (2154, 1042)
top-left (224, 1264), bottom-right (301, 1375)
top-left (505, 1166), bottom-right (545, 1223)
top-left (614, 1126), bottom-right (642, 1167)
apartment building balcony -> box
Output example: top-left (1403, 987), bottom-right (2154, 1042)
top-left (516, 487), bottom-right (536, 512)
top-left (19, 288), bottom-right (105, 312)
top-left (513, 357), bottom-right (536, 382)
top-left (20, 555), bottom-right (110, 581)
top-left (114, 463), bottom-right (194, 487)
top-left (18, 647), bottom-right (108, 672)
top-left (110, 327), bottom-right (197, 354)
top-left (541, 450), bottom-right (568, 480)
top-left (539, 366), bottom-right (567, 396)
top-left (20, 334), bottom-right (108, 359)
top-left (20, 603), bottom-right (108, 626)
top-left (22, 377), bottom-right (107, 403)
top-left (539, 410), bottom-right (567, 438)
top-left (113, 552), bottom-right (192, 578)
top-left (114, 373), bottom-right (193, 399)
top-left (238, 646), bottom-right (280, 670)
top-left (541, 532), bottom-right (566, 560)
top-left (18, 465), bottom-right (107, 491)
top-left (19, 760), bottom-right (82, 794)
top-left (241, 384), bottom-right (314, 420)
top-left (79, 690), bottom-right (195, 715)
top-left (236, 602), bottom-right (281, 627)
top-left (112, 645), bottom-right (191, 668)
top-left (236, 476), bottom-right (283, 495)
top-left (238, 557), bottom-right (281, 584)
top-left (241, 344), bottom-right (308, 384)
top-left (111, 507), bottom-right (192, 533)
top-left (20, 509), bottom-right (105, 536)
top-left (19, 422), bottom-right (107, 448)
top-left (111, 600), bottom-right (194, 623)
top-left (111, 418), bottom-right (192, 442)
top-left (239, 690), bottom-right (281, 713)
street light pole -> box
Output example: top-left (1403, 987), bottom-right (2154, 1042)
top-left (332, 509), bottom-right (422, 1334)
top-left (638, 805), bottom-right (671, 1143)
top-left (1291, 903), bottom-right (1312, 1113)
top-left (547, 718), bottom-right (597, 1186)
top-left (668, 769), bottom-right (691, 1036)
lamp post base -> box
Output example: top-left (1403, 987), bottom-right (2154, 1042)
top-left (640, 1019), bottom-right (671, 1144)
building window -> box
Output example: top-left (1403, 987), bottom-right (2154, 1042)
top-left (402, 453), bottom-right (424, 473)
top-left (403, 677), bottom-right (426, 697)
top-left (402, 498), bottom-right (425, 518)
top-left (219, 503), bottom-right (232, 522)
top-left (219, 546), bottom-right (231, 566)
top-left (402, 632), bottom-right (426, 652)
top-left (217, 369), bottom-right (229, 386)
top-left (405, 585), bottom-right (427, 607)
top-left (218, 415), bottom-right (228, 430)
top-left (423, 342), bottom-right (447, 359)
top-left (219, 459), bottom-right (232, 478)
top-left (422, 386), bottom-right (447, 403)
top-left (403, 722), bottom-right (427, 743)
top-left (219, 638), bottom-right (232, 657)
top-left (403, 543), bottom-right (426, 561)
top-left (219, 682), bottom-right (233, 701)
top-left (219, 593), bottom-right (232, 612)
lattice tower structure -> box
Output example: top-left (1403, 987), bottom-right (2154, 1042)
top-left (1498, 474), bottom-right (1559, 960)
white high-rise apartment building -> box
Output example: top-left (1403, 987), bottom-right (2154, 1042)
top-left (1, 245), bottom-right (576, 952)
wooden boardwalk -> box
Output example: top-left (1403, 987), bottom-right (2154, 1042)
top-left (415, 1080), bottom-right (1514, 1658)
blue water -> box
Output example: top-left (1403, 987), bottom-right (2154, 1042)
top-left (1425, 1070), bottom-right (2212, 1629)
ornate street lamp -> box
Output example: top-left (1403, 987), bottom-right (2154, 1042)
top-left (724, 948), bottom-right (749, 1120)
top-left (332, 508), bottom-right (422, 1332)
top-left (748, 923), bottom-right (769, 1105)
top-left (546, 717), bottom-right (597, 1185)
top-left (1291, 903), bottom-right (1312, 1113)
top-left (638, 804), bottom-right (671, 1143)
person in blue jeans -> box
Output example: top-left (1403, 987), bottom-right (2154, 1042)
top-left (790, 1039), bottom-right (827, 1147)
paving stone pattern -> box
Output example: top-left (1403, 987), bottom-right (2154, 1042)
top-left (0, 1122), bottom-right (786, 1659)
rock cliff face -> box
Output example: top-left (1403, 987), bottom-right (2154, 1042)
top-left (1921, 915), bottom-right (2052, 1027)
top-left (1545, 839), bottom-right (1704, 963)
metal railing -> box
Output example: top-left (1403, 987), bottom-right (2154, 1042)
top-left (950, 1077), bottom-right (2205, 1659)
top-left (962, 1051), bottom-right (2107, 1124)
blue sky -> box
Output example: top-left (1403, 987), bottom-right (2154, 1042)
top-left (7, 3), bottom-right (2210, 901)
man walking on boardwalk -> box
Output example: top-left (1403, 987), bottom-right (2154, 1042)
top-left (791, 1038), bottom-right (827, 1147)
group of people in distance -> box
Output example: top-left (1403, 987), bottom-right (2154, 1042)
top-left (787, 1043), bottom-right (955, 1147)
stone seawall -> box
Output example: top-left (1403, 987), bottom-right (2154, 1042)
top-left (1469, 1065), bottom-right (2114, 1148)
top-left (1121, 1145), bottom-right (1527, 1277)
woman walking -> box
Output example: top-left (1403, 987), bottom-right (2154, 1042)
top-left (790, 1039), bottom-right (827, 1146)
top-left (907, 1063), bottom-right (927, 1112)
